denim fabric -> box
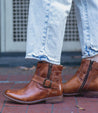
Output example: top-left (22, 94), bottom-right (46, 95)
top-left (26, 0), bottom-right (98, 64)
top-left (74, 0), bottom-right (98, 59)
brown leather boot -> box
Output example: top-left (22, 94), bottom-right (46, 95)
top-left (63, 59), bottom-right (98, 97)
top-left (4, 61), bottom-right (63, 104)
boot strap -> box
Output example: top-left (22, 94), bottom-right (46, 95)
top-left (32, 75), bottom-right (59, 89)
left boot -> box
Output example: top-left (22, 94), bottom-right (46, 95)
top-left (63, 59), bottom-right (98, 97)
top-left (4, 61), bottom-right (63, 104)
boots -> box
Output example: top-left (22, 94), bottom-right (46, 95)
top-left (4, 61), bottom-right (63, 104)
top-left (63, 59), bottom-right (98, 97)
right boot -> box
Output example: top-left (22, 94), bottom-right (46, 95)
top-left (63, 59), bottom-right (98, 97)
top-left (4, 61), bottom-right (63, 104)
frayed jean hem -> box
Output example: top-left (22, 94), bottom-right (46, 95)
top-left (82, 53), bottom-right (98, 59)
top-left (25, 54), bottom-right (60, 65)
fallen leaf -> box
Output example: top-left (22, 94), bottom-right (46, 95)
top-left (17, 66), bottom-right (36, 71)
top-left (75, 105), bottom-right (85, 111)
top-left (63, 66), bottom-right (66, 69)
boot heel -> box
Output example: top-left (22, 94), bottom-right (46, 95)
top-left (46, 95), bottom-right (63, 104)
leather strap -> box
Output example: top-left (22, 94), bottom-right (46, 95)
top-left (32, 75), bottom-right (59, 89)
top-left (79, 60), bottom-right (94, 92)
top-left (47, 63), bottom-right (53, 79)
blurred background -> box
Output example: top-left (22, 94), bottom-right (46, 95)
top-left (0, 0), bottom-right (81, 67)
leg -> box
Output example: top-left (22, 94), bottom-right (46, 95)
top-left (4, 0), bottom-right (72, 104)
top-left (63, 0), bottom-right (98, 97)
top-left (74, 0), bottom-right (98, 60)
top-left (26, 0), bottom-right (72, 65)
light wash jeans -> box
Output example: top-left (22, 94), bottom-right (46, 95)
top-left (26, 0), bottom-right (98, 65)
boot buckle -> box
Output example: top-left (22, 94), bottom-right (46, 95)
top-left (43, 78), bottom-right (52, 88)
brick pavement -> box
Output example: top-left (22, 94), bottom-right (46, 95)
top-left (0, 66), bottom-right (98, 113)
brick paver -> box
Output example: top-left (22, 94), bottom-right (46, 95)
top-left (0, 67), bottom-right (98, 113)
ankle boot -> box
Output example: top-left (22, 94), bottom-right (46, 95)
top-left (63, 59), bottom-right (98, 97)
top-left (4, 61), bottom-right (63, 104)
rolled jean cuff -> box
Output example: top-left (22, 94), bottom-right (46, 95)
top-left (25, 53), bottom-right (60, 65)
top-left (82, 52), bottom-right (98, 59)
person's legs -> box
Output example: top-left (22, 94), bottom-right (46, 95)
top-left (25, 0), bottom-right (72, 65)
top-left (63, 0), bottom-right (98, 97)
top-left (74, 0), bottom-right (98, 61)
top-left (4, 0), bottom-right (73, 104)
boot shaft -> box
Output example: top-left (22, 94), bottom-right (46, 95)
top-left (77, 59), bottom-right (98, 81)
top-left (34, 61), bottom-right (63, 83)
top-left (76, 59), bottom-right (98, 91)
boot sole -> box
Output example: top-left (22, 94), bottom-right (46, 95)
top-left (3, 93), bottom-right (63, 104)
top-left (81, 91), bottom-right (98, 98)
top-left (63, 91), bottom-right (98, 98)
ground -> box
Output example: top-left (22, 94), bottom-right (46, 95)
top-left (0, 66), bottom-right (98, 113)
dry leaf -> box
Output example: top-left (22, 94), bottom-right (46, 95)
top-left (75, 105), bottom-right (85, 111)
top-left (29, 66), bottom-right (36, 70)
top-left (17, 66), bottom-right (36, 71)
top-left (18, 66), bottom-right (29, 71)
top-left (63, 66), bottom-right (66, 69)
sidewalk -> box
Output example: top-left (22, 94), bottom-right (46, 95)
top-left (0, 66), bottom-right (98, 113)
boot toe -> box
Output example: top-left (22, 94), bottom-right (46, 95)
top-left (4, 89), bottom-right (18, 99)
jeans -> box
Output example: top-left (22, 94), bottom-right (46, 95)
top-left (26, 0), bottom-right (98, 65)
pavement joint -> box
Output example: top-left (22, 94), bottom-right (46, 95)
top-left (0, 81), bottom-right (29, 83)
top-left (51, 104), bottom-right (54, 113)
top-left (26, 105), bottom-right (29, 113)
top-left (0, 99), bottom-right (6, 113)
top-left (74, 97), bottom-right (79, 113)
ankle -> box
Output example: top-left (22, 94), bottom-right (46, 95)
top-left (85, 55), bottom-right (98, 62)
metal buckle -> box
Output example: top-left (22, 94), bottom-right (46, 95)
top-left (43, 78), bottom-right (52, 88)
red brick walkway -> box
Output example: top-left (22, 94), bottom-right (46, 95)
top-left (0, 67), bottom-right (98, 113)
